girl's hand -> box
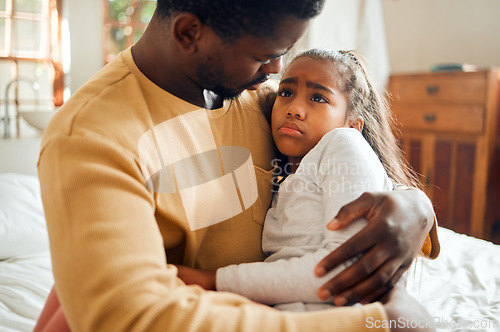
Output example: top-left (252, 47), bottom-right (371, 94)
top-left (175, 265), bottom-right (216, 290)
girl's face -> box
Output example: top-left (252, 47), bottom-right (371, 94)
top-left (271, 56), bottom-right (349, 164)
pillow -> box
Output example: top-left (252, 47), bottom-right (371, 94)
top-left (0, 173), bottom-right (49, 259)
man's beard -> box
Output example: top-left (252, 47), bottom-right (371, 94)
top-left (210, 85), bottom-right (243, 101)
top-left (196, 61), bottom-right (241, 100)
top-left (196, 58), bottom-right (267, 101)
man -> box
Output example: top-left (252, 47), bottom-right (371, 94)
top-left (37, 1), bottom-right (439, 331)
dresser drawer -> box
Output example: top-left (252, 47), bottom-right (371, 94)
top-left (388, 71), bottom-right (487, 104)
top-left (388, 69), bottom-right (500, 241)
top-left (393, 103), bottom-right (485, 134)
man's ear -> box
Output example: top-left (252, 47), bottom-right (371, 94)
top-left (348, 116), bottom-right (364, 132)
top-left (171, 13), bottom-right (203, 53)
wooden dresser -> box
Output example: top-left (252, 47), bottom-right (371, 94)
top-left (387, 69), bottom-right (500, 241)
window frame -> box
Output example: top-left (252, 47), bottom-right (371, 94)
top-left (0, 0), bottom-right (64, 107)
top-left (0, 0), bottom-right (52, 60)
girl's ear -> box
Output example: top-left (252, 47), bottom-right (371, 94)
top-left (171, 13), bottom-right (203, 53)
top-left (348, 116), bottom-right (364, 132)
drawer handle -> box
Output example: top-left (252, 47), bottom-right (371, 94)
top-left (426, 85), bottom-right (439, 95)
top-left (424, 113), bottom-right (437, 123)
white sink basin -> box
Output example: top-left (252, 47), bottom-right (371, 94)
top-left (19, 110), bottom-right (57, 131)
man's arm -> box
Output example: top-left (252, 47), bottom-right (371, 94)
top-left (214, 129), bottom-right (395, 306)
top-left (315, 188), bottom-right (440, 305)
top-left (39, 133), bottom-right (392, 332)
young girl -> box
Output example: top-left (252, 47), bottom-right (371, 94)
top-left (177, 49), bottom-right (420, 311)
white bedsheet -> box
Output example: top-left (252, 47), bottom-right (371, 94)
top-left (0, 173), bottom-right (499, 331)
top-left (0, 253), bottom-right (53, 332)
top-left (2, 227), bottom-right (498, 332)
top-left (407, 227), bottom-right (500, 332)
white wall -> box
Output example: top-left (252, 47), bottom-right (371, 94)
top-left (65, 0), bottom-right (500, 91)
top-left (0, 138), bottom-right (41, 175)
top-left (382, 0), bottom-right (500, 74)
top-left (67, 0), bottom-right (103, 93)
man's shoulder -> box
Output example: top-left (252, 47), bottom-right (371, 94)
top-left (41, 53), bottom-right (148, 150)
top-left (232, 80), bottom-right (278, 122)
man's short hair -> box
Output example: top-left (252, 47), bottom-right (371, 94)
top-left (156, 0), bottom-right (325, 41)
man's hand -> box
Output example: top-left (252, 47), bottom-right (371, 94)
top-left (382, 285), bottom-right (434, 331)
top-left (175, 265), bottom-right (216, 290)
top-left (315, 190), bottom-right (434, 305)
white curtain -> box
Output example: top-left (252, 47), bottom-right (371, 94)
top-left (299, 0), bottom-right (391, 90)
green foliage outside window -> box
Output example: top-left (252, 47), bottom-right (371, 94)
top-left (105, 0), bottom-right (156, 62)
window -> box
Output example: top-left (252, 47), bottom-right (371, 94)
top-left (0, 0), bottom-right (52, 59)
top-left (0, 0), bottom-right (65, 139)
top-left (103, 0), bottom-right (155, 63)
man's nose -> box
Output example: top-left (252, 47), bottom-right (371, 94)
top-left (260, 57), bottom-right (282, 75)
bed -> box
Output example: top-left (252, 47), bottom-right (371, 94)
top-left (0, 173), bottom-right (53, 331)
top-left (406, 230), bottom-right (500, 331)
top-left (0, 171), bottom-right (499, 331)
